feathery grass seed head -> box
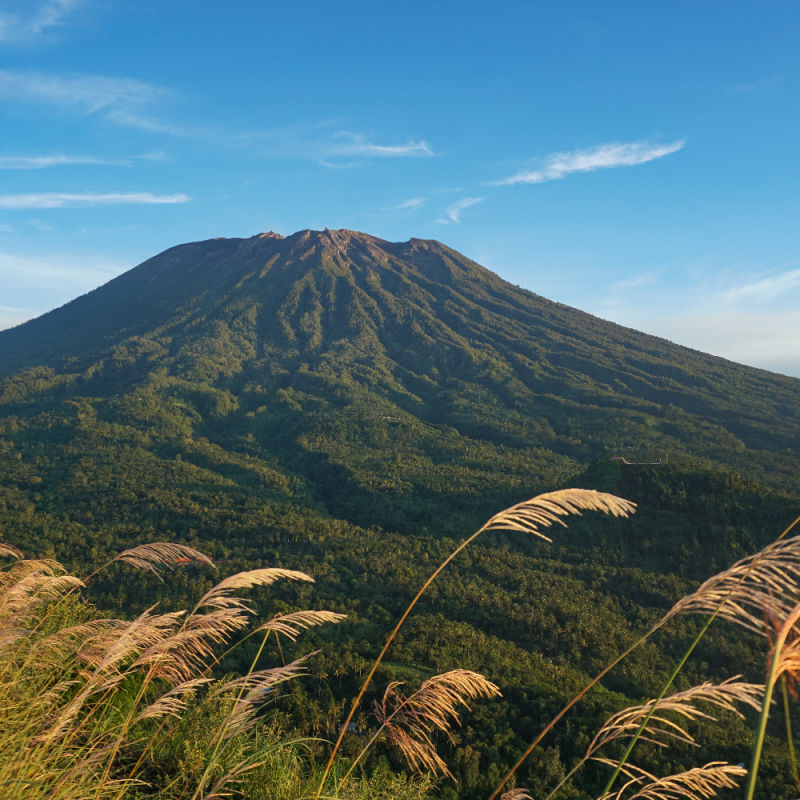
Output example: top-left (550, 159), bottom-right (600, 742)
top-left (375, 669), bottom-right (500, 780)
top-left (480, 489), bottom-right (636, 541)
top-left (604, 761), bottom-right (747, 800)
top-left (113, 542), bottom-right (214, 579)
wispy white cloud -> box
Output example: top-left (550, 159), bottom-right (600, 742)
top-left (0, 70), bottom-right (167, 117)
top-left (0, 152), bottom-right (164, 169)
top-left (0, 223), bottom-right (14, 233)
top-left (0, 192), bottom-right (189, 210)
top-left (610, 271), bottom-right (660, 292)
top-left (395, 197), bottom-right (425, 210)
top-left (329, 132), bottom-right (433, 158)
top-left (493, 139), bottom-right (685, 186)
top-left (0, 72), bottom-right (435, 161)
top-left (722, 268), bottom-right (800, 302)
top-left (102, 110), bottom-right (195, 137)
top-left (436, 196), bottom-right (484, 224)
top-left (727, 75), bottom-right (781, 95)
top-left (0, 0), bottom-right (85, 42)
top-left (0, 70), bottom-right (181, 136)
top-left (0, 70), bottom-right (198, 137)
top-left (245, 123), bottom-right (435, 164)
top-left (581, 258), bottom-right (800, 378)
top-left (29, 0), bottom-right (83, 34)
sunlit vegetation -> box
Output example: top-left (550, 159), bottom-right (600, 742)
top-left (1, 229), bottom-right (799, 796)
top-left (3, 492), bottom-right (800, 799)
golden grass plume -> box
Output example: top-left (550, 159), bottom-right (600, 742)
top-left (113, 542), bottom-right (214, 578)
top-left (587, 678), bottom-right (762, 756)
top-left (670, 534), bottom-right (800, 635)
top-left (374, 669), bottom-right (501, 780)
top-left (255, 609), bottom-right (346, 641)
top-left (0, 541), bottom-right (24, 560)
top-left (603, 761), bottom-right (747, 800)
top-left (134, 676), bottom-right (213, 723)
top-left (194, 568), bottom-right (314, 613)
top-left (479, 489), bottom-right (636, 541)
top-left (136, 569), bottom-right (319, 686)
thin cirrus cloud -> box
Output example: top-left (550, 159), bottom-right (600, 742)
top-left (493, 139), bottom-right (685, 186)
top-left (610, 271), bottom-right (660, 292)
top-left (0, 192), bottom-right (189, 210)
top-left (0, 69), bottom-right (168, 117)
top-left (328, 131), bottom-right (433, 158)
top-left (241, 123), bottom-right (435, 163)
top-left (271, 130), bottom-right (434, 164)
top-left (0, 153), bottom-right (164, 169)
top-left (0, 69), bottom-right (196, 137)
top-left (437, 196), bottom-right (484, 224)
top-left (395, 197), bottom-right (425, 210)
top-left (0, 0), bottom-right (85, 41)
top-left (727, 75), bottom-right (781, 95)
top-left (0, 71), bottom-right (434, 161)
top-left (722, 267), bottom-right (800, 303)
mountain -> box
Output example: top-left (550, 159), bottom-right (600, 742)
top-left (1, 229), bottom-right (798, 797)
top-left (2, 228), bottom-right (799, 496)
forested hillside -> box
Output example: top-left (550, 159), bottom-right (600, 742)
top-left (1, 228), bottom-right (799, 797)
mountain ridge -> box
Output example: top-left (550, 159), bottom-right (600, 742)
top-left (2, 227), bottom-right (794, 381)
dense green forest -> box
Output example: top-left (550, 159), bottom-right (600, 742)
top-left (1, 229), bottom-right (799, 797)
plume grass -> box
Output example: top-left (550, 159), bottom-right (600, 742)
top-left (603, 761), bottom-right (747, 800)
top-left (0, 540), bottom-right (343, 800)
top-left (3, 495), bottom-right (800, 799)
top-left (490, 511), bottom-right (800, 799)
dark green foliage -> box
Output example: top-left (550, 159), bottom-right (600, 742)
top-left (0, 228), bottom-right (799, 796)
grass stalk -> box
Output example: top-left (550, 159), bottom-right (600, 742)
top-left (745, 603), bottom-right (800, 800)
top-left (313, 527), bottom-right (483, 798)
top-left (315, 489), bottom-right (633, 799)
top-left (492, 512), bottom-right (800, 799)
top-left (596, 609), bottom-right (719, 799)
top-left (337, 701), bottom-right (402, 788)
top-left (488, 622), bottom-right (662, 800)
top-left (189, 629), bottom-right (272, 800)
top-left (780, 676), bottom-right (800, 793)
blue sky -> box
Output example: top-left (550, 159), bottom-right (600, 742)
top-left (1, 1), bottom-right (799, 376)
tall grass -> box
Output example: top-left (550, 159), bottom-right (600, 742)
top-left (0, 544), bottom-right (368, 799)
top-left (2, 492), bottom-right (800, 799)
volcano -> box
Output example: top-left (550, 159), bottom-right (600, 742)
top-left (1, 228), bottom-right (797, 498)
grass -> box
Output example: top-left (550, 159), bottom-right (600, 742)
top-left (1, 491), bottom-right (800, 799)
